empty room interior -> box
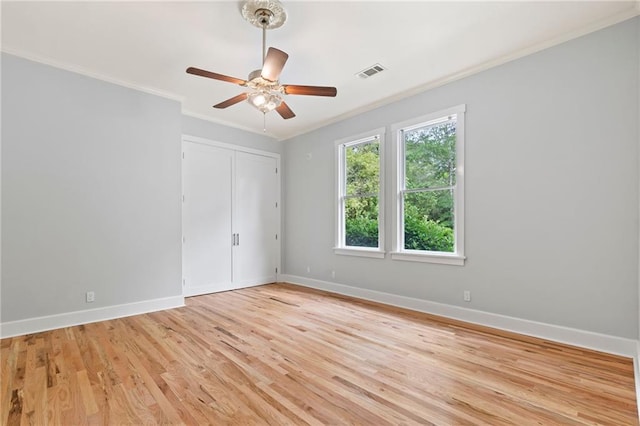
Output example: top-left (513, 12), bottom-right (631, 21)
top-left (2, 1), bottom-right (640, 424)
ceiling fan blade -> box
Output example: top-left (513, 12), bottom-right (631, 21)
top-left (261, 48), bottom-right (289, 82)
top-left (275, 102), bottom-right (296, 119)
top-left (213, 93), bottom-right (249, 109)
top-left (186, 67), bottom-right (247, 86)
top-left (283, 85), bottom-right (337, 97)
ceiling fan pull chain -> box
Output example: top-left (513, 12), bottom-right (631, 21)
top-left (263, 113), bottom-right (267, 132)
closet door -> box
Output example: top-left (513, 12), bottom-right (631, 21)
top-left (182, 142), bottom-right (234, 296)
top-left (233, 152), bottom-right (278, 286)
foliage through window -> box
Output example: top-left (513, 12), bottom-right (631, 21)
top-left (336, 130), bottom-right (384, 254)
top-left (394, 105), bottom-right (465, 263)
top-left (403, 120), bottom-right (455, 251)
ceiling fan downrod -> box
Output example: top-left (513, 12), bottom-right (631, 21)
top-left (254, 8), bottom-right (273, 62)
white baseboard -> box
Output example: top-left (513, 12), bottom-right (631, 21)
top-left (280, 274), bottom-right (638, 358)
top-left (0, 295), bottom-right (185, 339)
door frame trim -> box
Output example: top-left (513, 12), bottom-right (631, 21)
top-left (182, 134), bottom-right (281, 159)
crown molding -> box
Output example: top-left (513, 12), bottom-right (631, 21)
top-left (281, 7), bottom-right (640, 142)
top-left (3, 7), bottom-right (638, 143)
top-left (1, 47), bottom-right (184, 103)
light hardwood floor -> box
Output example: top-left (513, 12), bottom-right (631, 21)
top-left (1, 283), bottom-right (637, 425)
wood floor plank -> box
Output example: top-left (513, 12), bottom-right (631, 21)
top-left (1, 282), bottom-right (637, 425)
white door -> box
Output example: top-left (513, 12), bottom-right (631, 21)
top-left (234, 152), bottom-right (278, 286)
top-left (182, 142), bottom-right (234, 296)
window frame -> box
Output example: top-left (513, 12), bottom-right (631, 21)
top-left (391, 105), bottom-right (466, 266)
top-left (334, 128), bottom-right (386, 259)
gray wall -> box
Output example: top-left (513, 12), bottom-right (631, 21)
top-left (1, 54), bottom-right (183, 322)
top-left (2, 18), bottom-right (638, 340)
top-left (282, 18), bottom-right (640, 339)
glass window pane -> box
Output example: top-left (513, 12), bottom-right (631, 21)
top-left (345, 196), bottom-right (378, 248)
top-left (346, 140), bottom-right (379, 196)
top-left (403, 190), bottom-right (454, 252)
top-left (404, 120), bottom-right (456, 190)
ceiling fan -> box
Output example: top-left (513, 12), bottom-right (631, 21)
top-left (186, 0), bottom-right (337, 121)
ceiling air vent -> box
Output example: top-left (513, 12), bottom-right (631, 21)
top-left (356, 63), bottom-right (386, 79)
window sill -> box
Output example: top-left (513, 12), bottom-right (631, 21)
top-left (390, 251), bottom-right (465, 266)
top-left (334, 247), bottom-right (386, 259)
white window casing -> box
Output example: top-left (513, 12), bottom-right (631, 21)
top-left (390, 105), bottom-right (466, 266)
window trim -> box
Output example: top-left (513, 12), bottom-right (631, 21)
top-left (334, 127), bottom-right (386, 258)
top-left (391, 105), bottom-right (466, 266)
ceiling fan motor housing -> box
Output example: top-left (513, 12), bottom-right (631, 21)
top-left (248, 69), bottom-right (263, 82)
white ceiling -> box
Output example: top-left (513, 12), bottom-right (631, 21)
top-left (2, 1), bottom-right (638, 140)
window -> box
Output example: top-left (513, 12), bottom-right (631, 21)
top-left (392, 105), bottom-right (465, 265)
top-left (335, 128), bottom-right (385, 258)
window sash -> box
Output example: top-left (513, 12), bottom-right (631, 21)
top-left (401, 186), bottom-right (454, 194)
top-left (340, 140), bottom-right (380, 249)
top-left (335, 128), bottom-right (385, 253)
top-left (392, 105), bottom-right (465, 263)
top-left (399, 131), bottom-right (457, 253)
top-left (342, 192), bottom-right (378, 199)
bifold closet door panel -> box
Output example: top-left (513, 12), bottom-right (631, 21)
top-left (234, 151), bottom-right (278, 286)
top-left (182, 142), bottom-right (234, 296)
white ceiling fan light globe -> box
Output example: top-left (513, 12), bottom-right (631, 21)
top-left (264, 94), bottom-right (283, 111)
top-left (250, 92), bottom-right (267, 107)
top-left (248, 90), bottom-right (282, 113)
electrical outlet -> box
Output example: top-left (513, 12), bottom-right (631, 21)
top-left (86, 291), bottom-right (95, 303)
top-left (331, 270), bottom-right (336, 279)
top-left (463, 290), bottom-right (471, 302)
top-left (306, 266), bottom-right (311, 273)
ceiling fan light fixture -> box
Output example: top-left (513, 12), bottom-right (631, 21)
top-left (186, 0), bottom-right (336, 124)
top-left (248, 90), bottom-right (283, 113)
